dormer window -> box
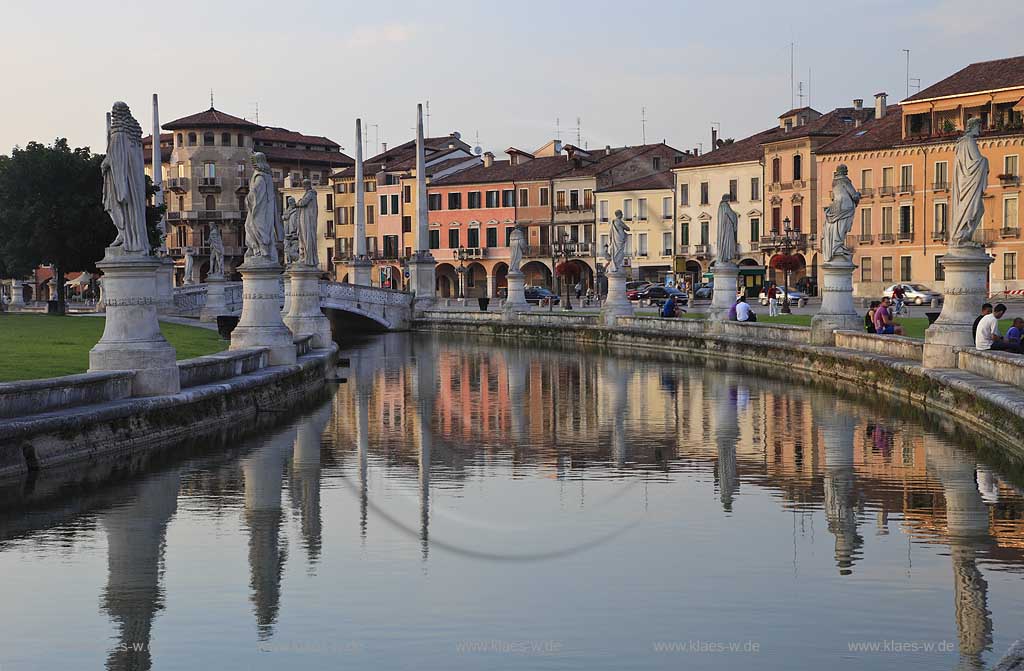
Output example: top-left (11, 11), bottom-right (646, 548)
top-left (785, 120), bottom-right (793, 132)
top-left (203, 132), bottom-right (215, 146)
top-left (188, 132), bottom-right (197, 146)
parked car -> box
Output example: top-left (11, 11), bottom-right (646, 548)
top-left (524, 286), bottom-right (560, 305)
top-left (637, 285), bottom-right (687, 306)
top-left (693, 282), bottom-right (714, 300)
top-left (626, 281), bottom-right (653, 301)
top-left (758, 288), bottom-right (807, 305)
top-left (882, 283), bottom-right (941, 305)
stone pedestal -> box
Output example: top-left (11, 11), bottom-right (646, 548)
top-left (284, 265), bottom-right (332, 348)
top-left (281, 267), bottom-right (293, 317)
top-left (88, 250), bottom-right (180, 396)
top-left (923, 246), bottom-right (993, 368)
top-left (230, 259), bottom-right (296, 366)
top-left (502, 271), bottom-right (529, 319)
top-left (200, 275), bottom-right (227, 323)
top-left (409, 251), bottom-right (436, 310)
top-left (600, 268), bottom-right (634, 326)
top-left (350, 256), bottom-right (372, 286)
top-left (155, 256), bottom-right (175, 314)
top-left (709, 262), bottom-right (739, 320)
top-left (811, 259), bottom-right (862, 345)
top-left (9, 281), bottom-right (25, 308)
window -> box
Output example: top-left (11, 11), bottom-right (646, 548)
top-left (1006, 155), bottom-right (1020, 177)
top-left (390, 194), bottom-right (399, 215)
top-left (700, 182), bottom-right (710, 205)
top-left (700, 221), bottom-right (709, 245)
top-left (448, 229), bottom-right (460, 248)
top-left (750, 177), bottom-right (760, 201)
top-left (662, 197), bottom-right (672, 219)
top-left (882, 207), bottom-right (893, 235)
top-left (221, 132), bottom-right (231, 146)
top-left (599, 200), bottom-right (609, 222)
top-left (638, 198), bottom-right (648, 220)
top-left (935, 255), bottom-right (945, 281)
top-left (540, 188), bottom-right (549, 206)
top-left (861, 169), bottom-right (873, 190)
top-left (556, 190), bottom-right (566, 210)
top-left (519, 188), bottom-right (528, 207)
top-left (204, 162), bottom-right (215, 178)
top-left (772, 207), bottom-right (781, 233)
top-left (882, 166), bottom-right (894, 189)
top-left (1005, 196), bottom-right (1019, 230)
top-left (793, 154), bottom-right (802, 181)
top-left (383, 235), bottom-right (400, 258)
top-left (428, 193), bottom-right (442, 210)
top-left (900, 165), bottom-right (913, 191)
top-left (623, 199), bottom-right (633, 220)
top-left (861, 257), bottom-right (873, 282)
top-left (728, 179), bottom-right (738, 202)
top-left (625, 234), bottom-right (633, 255)
top-left (485, 190), bottom-right (499, 208)
top-left (934, 202), bottom-right (948, 234)
top-left (366, 205), bottom-right (374, 224)
top-left (569, 189), bottom-right (580, 209)
top-left (663, 231), bottom-right (673, 256)
top-left (653, 157), bottom-right (661, 170)
top-left (1006, 253), bottom-right (1018, 280)
top-left (402, 216), bottom-right (411, 233)
top-left (861, 208), bottom-right (872, 235)
top-left (325, 194), bottom-right (333, 211)
top-left (486, 227), bottom-right (497, 247)
top-left (448, 192), bottom-right (462, 210)
top-left (899, 205), bottom-right (913, 235)
top-left (637, 232), bottom-right (648, 256)
top-left (203, 132), bottom-right (215, 146)
top-left (900, 256), bottom-right (912, 282)
top-left (176, 133), bottom-right (183, 146)
top-left (177, 195), bottom-right (184, 211)
top-left (505, 227), bottom-right (515, 246)
top-left (502, 189), bottom-right (515, 207)
top-left (680, 222), bottom-right (689, 246)
top-left (205, 195), bottom-right (216, 210)
top-left (187, 132), bottom-right (197, 146)
top-left (583, 189), bottom-right (593, 209)
top-left (467, 228), bottom-right (480, 248)
top-left (749, 217), bottom-right (760, 242)
top-left (772, 157), bottom-right (781, 183)
top-left (882, 256), bottom-right (893, 282)
top-left (468, 191), bottom-right (482, 209)
top-left (429, 229), bottom-right (440, 249)
top-left (326, 220), bottom-right (335, 237)
top-left (237, 133), bottom-right (245, 147)
top-left (934, 161), bottom-right (949, 188)
top-left (403, 185), bottom-right (412, 203)
top-left (792, 204), bottom-right (802, 231)
top-left (600, 234), bottom-right (609, 256)
top-left (680, 183), bottom-right (689, 206)
top-left (379, 195), bottom-right (388, 215)
top-left (175, 224), bottom-right (187, 248)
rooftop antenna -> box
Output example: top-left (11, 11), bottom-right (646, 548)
top-left (555, 117), bottom-right (561, 141)
top-left (210, 88), bottom-right (214, 108)
top-left (807, 68), bottom-right (811, 108)
top-left (576, 117), bottom-right (582, 146)
top-left (371, 124), bottom-right (380, 156)
top-left (909, 78), bottom-right (921, 95)
top-left (425, 100), bottom-right (431, 136)
top-left (797, 81), bottom-right (805, 107)
top-left (255, 102), bottom-right (260, 125)
top-left (790, 42), bottom-right (795, 110)
top-left (641, 107), bottom-right (647, 144)
top-left (903, 49), bottom-right (911, 98)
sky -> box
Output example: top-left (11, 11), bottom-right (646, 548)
top-left (1, 0), bottom-right (1023, 159)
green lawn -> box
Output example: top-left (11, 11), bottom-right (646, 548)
top-left (676, 312), bottom-right (1013, 340)
top-left (0, 314), bottom-right (226, 382)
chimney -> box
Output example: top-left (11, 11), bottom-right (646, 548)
top-left (853, 98), bottom-right (864, 110)
top-left (711, 127), bottom-right (718, 149)
top-left (554, 140), bottom-right (563, 155)
top-left (874, 92), bottom-right (887, 120)
top-left (693, 146), bottom-right (699, 156)
top-left (605, 144), bottom-right (612, 156)
top-left (381, 141), bottom-right (387, 153)
top-left (483, 151), bottom-right (494, 168)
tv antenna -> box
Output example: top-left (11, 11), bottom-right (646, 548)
top-left (555, 117), bottom-right (561, 141)
top-left (903, 49), bottom-right (911, 98)
top-left (641, 107), bottom-right (647, 144)
top-left (425, 100), bottom-right (431, 136)
top-left (576, 117), bottom-right (582, 146)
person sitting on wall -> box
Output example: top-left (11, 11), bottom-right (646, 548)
top-left (735, 295), bottom-right (756, 322)
top-left (972, 303), bottom-right (993, 340)
top-left (661, 294), bottom-right (685, 318)
top-left (865, 301), bottom-right (881, 334)
top-left (1006, 317), bottom-right (1024, 348)
top-left (873, 297), bottom-right (904, 336)
top-left (976, 303), bottom-right (1018, 352)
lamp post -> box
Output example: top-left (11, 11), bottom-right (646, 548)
top-left (780, 217), bottom-right (794, 314)
top-left (453, 248), bottom-right (469, 300)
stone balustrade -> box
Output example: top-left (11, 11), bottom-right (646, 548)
top-left (0, 371), bottom-right (135, 419)
top-left (957, 348), bottom-right (1024, 390)
top-left (294, 334), bottom-right (314, 357)
top-left (835, 331), bottom-right (925, 362)
top-left (177, 349), bottom-right (269, 389)
top-left (616, 316), bottom-right (707, 336)
top-left (419, 310), bottom-right (503, 322)
top-left (717, 320), bottom-right (811, 344)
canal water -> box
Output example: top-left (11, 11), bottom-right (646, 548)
top-left (1, 332), bottom-right (1023, 670)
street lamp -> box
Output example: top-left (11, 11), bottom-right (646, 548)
top-left (556, 233), bottom-right (574, 311)
top-left (780, 217), bottom-right (794, 314)
top-left (453, 248), bottom-right (469, 299)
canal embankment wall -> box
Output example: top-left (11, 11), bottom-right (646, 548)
top-left (413, 311), bottom-right (1024, 456)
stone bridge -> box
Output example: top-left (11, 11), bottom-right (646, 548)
top-left (172, 280), bottom-right (414, 331)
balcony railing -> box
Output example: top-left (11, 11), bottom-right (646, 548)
top-left (166, 209), bottom-right (243, 221)
top-left (167, 177), bottom-right (189, 193)
top-left (452, 247), bottom-right (486, 260)
top-left (860, 187), bottom-right (874, 197)
top-left (931, 229), bottom-right (948, 242)
top-left (1001, 226), bottom-right (1021, 238)
top-left (553, 241), bottom-right (595, 257)
top-left (757, 233), bottom-right (809, 250)
top-left (858, 233), bottom-right (874, 244)
top-left (792, 180), bottom-right (806, 189)
top-left (693, 244), bottom-right (710, 256)
top-left (897, 229), bottom-right (913, 241)
top-left (999, 174), bottom-right (1021, 187)
top-left (898, 184), bottom-right (914, 195)
top-left (879, 232), bottom-right (895, 243)
top-left (879, 186), bottom-right (896, 197)
top-left (677, 245), bottom-right (689, 255)
top-left (198, 176), bottom-right (222, 191)
top-left (554, 204), bottom-right (594, 213)
top-left (932, 181), bottom-right (950, 192)
top-left (525, 245), bottom-right (552, 257)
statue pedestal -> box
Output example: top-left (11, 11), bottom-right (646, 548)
top-left (9, 281), bottom-right (25, 308)
top-left (409, 251), bottom-right (436, 311)
top-left (923, 246), bottom-right (993, 368)
top-left (351, 256), bottom-right (372, 286)
top-left (230, 258), bottom-right (295, 366)
top-left (503, 271), bottom-right (529, 320)
top-left (709, 262), bottom-right (739, 320)
top-left (811, 259), bottom-right (862, 345)
top-left (600, 268), bottom-right (634, 326)
top-left (200, 275), bottom-right (227, 323)
top-left (88, 250), bottom-right (180, 397)
top-left (281, 267), bottom-right (293, 317)
top-left (155, 256), bottom-right (175, 314)
top-left (283, 265), bottom-right (333, 348)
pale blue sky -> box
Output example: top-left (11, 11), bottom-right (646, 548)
top-left (1, 0), bottom-right (1022, 157)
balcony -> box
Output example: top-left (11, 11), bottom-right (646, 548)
top-left (932, 181), bottom-right (950, 192)
top-left (167, 177), bottom-right (189, 193)
top-left (166, 209), bottom-right (242, 221)
top-left (747, 240), bottom-right (760, 252)
top-left (858, 233), bottom-right (875, 244)
top-left (525, 244), bottom-right (552, 257)
top-left (757, 233), bottom-right (809, 250)
top-left (898, 184), bottom-right (914, 195)
top-left (554, 204), bottom-right (594, 214)
top-left (767, 182), bottom-right (783, 193)
top-left (792, 180), bottom-right (806, 189)
top-left (235, 178), bottom-right (249, 194)
top-left (452, 247), bottom-right (486, 260)
top-left (197, 176), bottom-right (222, 192)
top-left (879, 232), bottom-right (895, 244)
top-left (693, 244), bottom-right (710, 257)
top-left (999, 174), bottom-right (1021, 187)
top-left (860, 187), bottom-right (874, 198)
top-left (553, 241), bottom-right (595, 257)
top-left (677, 245), bottom-right (689, 255)
top-left (879, 186), bottom-right (896, 197)
top-left (931, 229), bottom-right (948, 242)
top-left (897, 229), bottom-right (913, 242)
top-left (1001, 226), bottom-right (1021, 239)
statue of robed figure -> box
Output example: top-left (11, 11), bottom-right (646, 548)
top-left (716, 195), bottom-right (739, 264)
top-left (244, 152), bottom-right (280, 262)
top-left (101, 102), bottom-right (149, 254)
top-left (295, 179), bottom-right (319, 266)
top-left (282, 196), bottom-right (300, 265)
top-left (821, 164), bottom-right (860, 262)
top-left (606, 210), bottom-right (630, 273)
top-left (509, 225), bottom-right (527, 273)
top-left (208, 223), bottom-right (225, 277)
top-left (951, 117), bottom-right (989, 247)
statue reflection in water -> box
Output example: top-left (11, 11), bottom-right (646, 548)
top-left (815, 396), bottom-right (864, 575)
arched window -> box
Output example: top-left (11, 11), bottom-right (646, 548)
top-left (176, 133), bottom-right (183, 146)
top-left (772, 157), bottom-right (781, 183)
top-left (187, 132), bottom-right (197, 146)
top-left (203, 132), bottom-right (215, 146)
top-left (205, 195), bottom-right (216, 210)
top-left (221, 132), bottom-right (231, 146)
top-left (793, 154), bottom-right (802, 181)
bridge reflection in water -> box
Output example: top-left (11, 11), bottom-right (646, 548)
top-left (1, 333), bottom-right (1023, 670)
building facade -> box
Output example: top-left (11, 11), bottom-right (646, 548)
top-left (594, 172), bottom-right (676, 284)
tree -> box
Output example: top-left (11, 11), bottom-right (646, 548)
top-left (0, 138), bottom-right (110, 314)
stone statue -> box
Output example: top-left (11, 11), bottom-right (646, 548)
top-left (606, 210), bottom-right (630, 273)
top-left (282, 196), bottom-right (300, 265)
top-left (716, 195), bottom-right (739, 264)
top-left (101, 102), bottom-right (149, 254)
top-left (821, 164), bottom-right (861, 262)
top-left (208, 223), bottom-right (225, 277)
top-left (183, 251), bottom-right (195, 284)
top-left (244, 152), bottom-right (279, 262)
top-left (295, 179), bottom-right (319, 266)
top-left (951, 117), bottom-right (989, 247)
top-left (508, 225), bottom-right (527, 273)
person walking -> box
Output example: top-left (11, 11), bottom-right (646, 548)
top-left (768, 283), bottom-right (779, 317)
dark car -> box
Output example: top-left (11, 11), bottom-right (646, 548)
top-left (524, 286), bottom-right (560, 305)
top-left (626, 281), bottom-right (653, 301)
top-left (638, 285), bottom-right (686, 306)
top-left (693, 282), bottom-right (714, 300)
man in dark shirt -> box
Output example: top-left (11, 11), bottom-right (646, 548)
top-left (972, 303), bottom-right (993, 340)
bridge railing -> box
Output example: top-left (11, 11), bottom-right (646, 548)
top-left (173, 285), bottom-right (207, 315)
top-left (319, 280), bottom-right (415, 308)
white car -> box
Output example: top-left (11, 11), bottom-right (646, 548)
top-left (759, 288), bottom-right (806, 306)
top-left (882, 284), bottom-right (941, 305)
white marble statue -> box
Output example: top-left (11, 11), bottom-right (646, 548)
top-left (606, 210), bottom-right (630, 273)
top-left (951, 117), bottom-right (989, 247)
top-left (509, 225), bottom-right (527, 273)
top-left (209, 223), bottom-right (225, 277)
top-left (101, 102), bottom-right (149, 254)
top-left (821, 164), bottom-right (861, 262)
top-left (295, 179), bottom-right (319, 267)
top-left (282, 196), bottom-right (300, 265)
top-left (183, 251), bottom-right (195, 284)
top-left (244, 152), bottom-right (279, 262)
top-left (716, 195), bottom-right (739, 264)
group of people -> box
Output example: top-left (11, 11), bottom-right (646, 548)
top-left (973, 303), bottom-right (1024, 352)
top-left (865, 298), bottom-right (905, 336)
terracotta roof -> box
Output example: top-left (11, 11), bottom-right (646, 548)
top-left (554, 143), bottom-right (683, 179)
top-left (595, 170), bottom-right (675, 193)
top-left (778, 106), bottom-right (820, 119)
top-left (163, 107), bottom-right (260, 131)
top-left (676, 127), bottom-right (778, 168)
top-left (817, 107), bottom-right (903, 154)
top-left (761, 107), bottom-right (876, 145)
top-left (254, 127), bottom-right (339, 149)
top-left (329, 135), bottom-right (472, 179)
top-left (431, 155), bottom-right (577, 186)
top-left (141, 134), bottom-right (173, 164)
top-left (904, 55), bottom-right (1024, 102)
top-left (261, 145), bottom-right (353, 167)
